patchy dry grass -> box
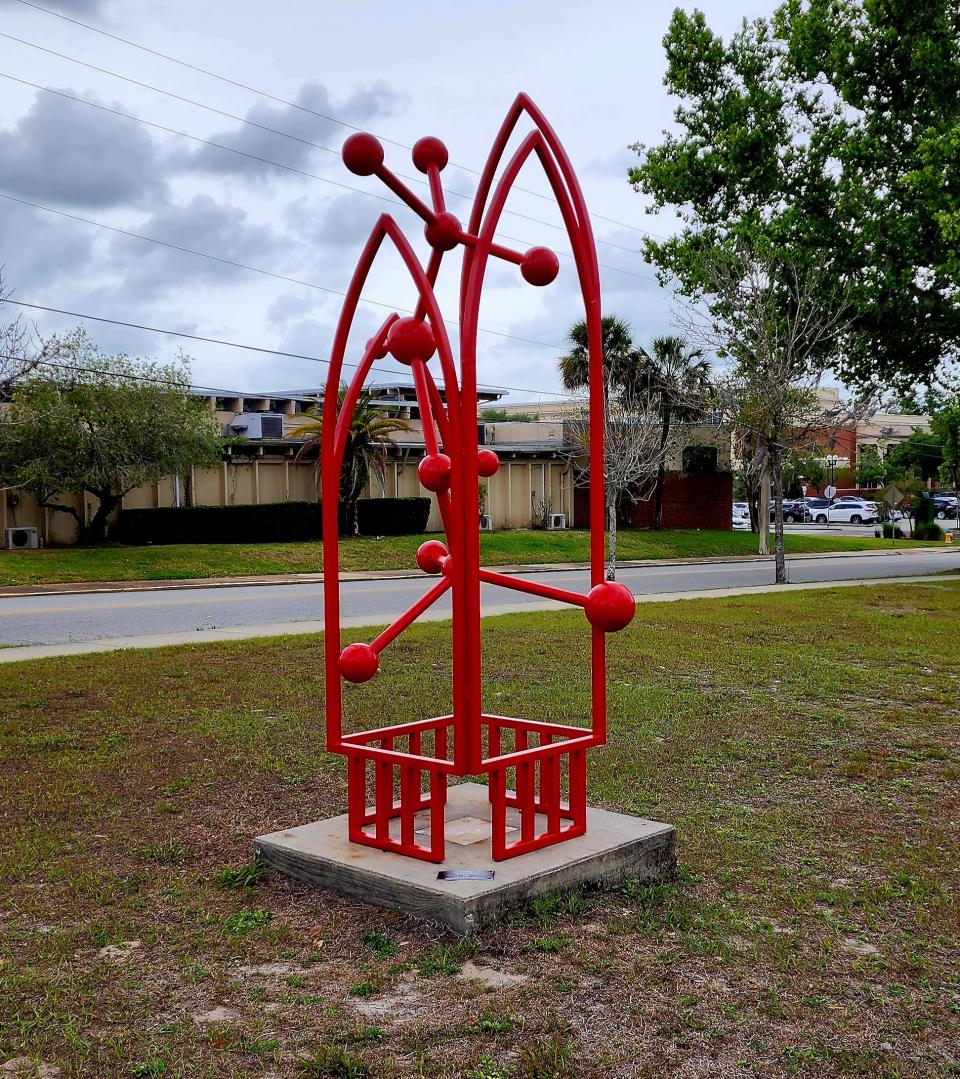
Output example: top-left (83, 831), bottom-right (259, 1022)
top-left (0, 529), bottom-right (941, 587)
top-left (1, 583), bottom-right (958, 1077)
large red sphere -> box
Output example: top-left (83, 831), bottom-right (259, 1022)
top-left (387, 317), bottom-right (436, 364)
top-left (339, 642), bottom-right (379, 683)
top-left (477, 448), bottom-right (500, 477)
top-left (416, 539), bottom-right (449, 575)
top-left (412, 136), bottom-right (449, 173)
top-left (342, 132), bottom-right (384, 176)
top-left (521, 246), bottom-right (560, 286)
top-left (418, 453), bottom-right (452, 493)
top-left (583, 581), bottom-right (636, 632)
top-left (424, 211), bottom-right (462, 252)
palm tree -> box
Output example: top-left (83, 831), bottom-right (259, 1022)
top-left (646, 335), bottom-right (712, 530)
top-left (559, 315), bottom-right (648, 394)
top-left (291, 385), bottom-right (411, 535)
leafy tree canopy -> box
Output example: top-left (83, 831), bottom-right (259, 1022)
top-left (883, 429), bottom-right (945, 483)
top-left (0, 332), bottom-right (222, 542)
top-left (630, 0), bottom-right (960, 394)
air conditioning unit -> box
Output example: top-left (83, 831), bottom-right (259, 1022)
top-left (5, 527), bottom-right (39, 550)
top-left (547, 513), bottom-right (567, 530)
top-left (228, 412), bottom-right (284, 440)
top-left (479, 514), bottom-right (494, 531)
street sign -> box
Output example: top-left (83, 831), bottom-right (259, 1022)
top-left (885, 486), bottom-right (903, 507)
top-left (824, 484), bottom-right (836, 500)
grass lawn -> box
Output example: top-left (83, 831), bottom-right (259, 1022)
top-left (0, 528), bottom-right (941, 587)
top-left (2, 583), bottom-right (958, 1077)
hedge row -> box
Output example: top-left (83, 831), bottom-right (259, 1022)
top-left (113, 498), bottom-right (431, 545)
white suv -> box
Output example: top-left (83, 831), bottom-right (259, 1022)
top-left (810, 499), bottom-right (879, 525)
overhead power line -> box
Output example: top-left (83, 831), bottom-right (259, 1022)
top-left (2, 299), bottom-right (578, 399)
top-left (0, 36), bottom-right (656, 261)
top-left (0, 72), bottom-right (652, 275)
top-left (11, 0), bottom-right (666, 241)
top-left (0, 190), bottom-right (571, 353)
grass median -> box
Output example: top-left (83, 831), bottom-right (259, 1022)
top-left (1, 581), bottom-right (958, 1077)
top-left (0, 527), bottom-right (942, 587)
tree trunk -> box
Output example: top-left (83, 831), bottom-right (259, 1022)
top-left (758, 460), bottom-right (771, 556)
top-left (605, 490), bottom-right (618, 581)
top-left (83, 492), bottom-right (122, 544)
top-left (653, 412), bottom-right (671, 531)
top-left (770, 448), bottom-right (787, 584)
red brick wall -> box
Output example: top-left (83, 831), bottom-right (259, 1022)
top-left (573, 472), bottom-right (733, 530)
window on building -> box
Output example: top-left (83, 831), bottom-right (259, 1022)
top-left (682, 445), bottom-right (718, 474)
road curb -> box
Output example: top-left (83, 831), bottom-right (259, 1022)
top-left (0, 544), bottom-right (953, 599)
top-left (1, 572), bottom-right (954, 664)
top-left (1, 543), bottom-right (954, 597)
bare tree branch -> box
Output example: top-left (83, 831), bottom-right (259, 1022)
top-left (674, 244), bottom-right (858, 583)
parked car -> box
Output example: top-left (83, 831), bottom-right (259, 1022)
top-left (767, 499), bottom-right (809, 523)
top-left (732, 502), bottom-right (750, 529)
top-left (934, 495), bottom-right (959, 520)
top-left (810, 499), bottom-right (880, 524)
top-left (803, 497), bottom-right (831, 517)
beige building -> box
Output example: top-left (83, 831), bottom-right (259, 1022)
top-left (2, 380), bottom-right (731, 546)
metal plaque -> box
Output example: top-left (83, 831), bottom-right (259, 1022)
top-left (437, 870), bottom-right (495, 881)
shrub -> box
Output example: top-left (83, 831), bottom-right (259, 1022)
top-left (354, 497), bottom-right (430, 536)
top-left (113, 498), bottom-right (431, 545)
top-left (881, 521), bottom-right (906, 539)
top-left (912, 522), bottom-right (944, 541)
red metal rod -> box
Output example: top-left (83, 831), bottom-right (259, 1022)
top-left (410, 359), bottom-right (440, 457)
top-left (369, 577), bottom-right (451, 654)
top-left (478, 567), bottom-right (587, 607)
top-left (482, 734), bottom-right (593, 770)
top-left (338, 742), bottom-right (460, 772)
top-left (374, 165), bottom-right (437, 223)
top-left (427, 163), bottom-right (445, 212)
top-left (423, 364), bottom-right (451, 446)
top-left (343, 714), bottom-right (454, 742)
top-left (414, 248), bottom-right (444, 321)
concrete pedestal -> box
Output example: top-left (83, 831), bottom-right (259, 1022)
top-left (255, 783), bottom-right (676, 934)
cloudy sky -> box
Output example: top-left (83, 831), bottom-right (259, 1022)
top-left (0, 0), bottom-right (773, 403)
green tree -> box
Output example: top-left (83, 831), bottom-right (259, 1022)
top-left (784, 449), bottom-right (827, 496)
top-left (630, 1), bottom-right (960, 394)
top-left (854, 444), bottom-right (888, 489)
top-left (559, 315), bottom-right (648, 395)
top-left (291, 386), bottom-right (410, 535)
top-left (646, 335), bottom-right (710, 530)
top-left (0, 333), bottom-right (221, 543)
top-left (559, 316), bottom-right (665, 578)
top-left (884, 430), bottom-right (944, 482)
top-left (930, 400), bottom-right (960, 493)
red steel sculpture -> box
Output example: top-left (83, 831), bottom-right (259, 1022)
top-left (322, 93), bottom-right (636, 863)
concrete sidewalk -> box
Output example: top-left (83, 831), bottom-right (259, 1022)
top-left (1, 571), bottom-right (953, 664)
top-left (0, 543), bottom-right (951, 599)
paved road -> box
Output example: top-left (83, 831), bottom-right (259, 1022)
top-left (2, 549), bottom-right (958, 648)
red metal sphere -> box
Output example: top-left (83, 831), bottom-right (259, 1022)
top-left (387, 317), bottom-right (437, 364)
top-left (416, 539), bottom-right (449, 574)
top-left (441, 553), bottom-right (455, 579)
top-left (412, 136), bottom-right (449, 173)
top-left (339, 642), bottom-right (379, 683)
top-left (583, 581), bottom-right (636, 632)
top-left (342, 132), bottom-right (384, 176)
top-left (521, 246), bottom-right (560, 286)
top-left (424, 211), bottom-right (462, 252)
top-left (365, 336), bottom-right (389, 360)
top-left (418, 453), bottom-right (452, 493)
top-left (477, 448), bottom-right (500, 477)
